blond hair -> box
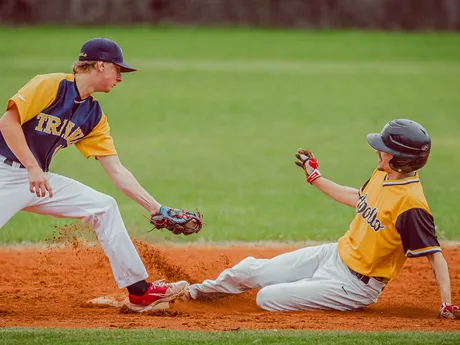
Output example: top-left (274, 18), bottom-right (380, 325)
top-left (72, 60), bottom-right (98, 74)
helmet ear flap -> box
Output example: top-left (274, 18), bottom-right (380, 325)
top-left (389, 156), bottom-right (429, 173)
top-left (389, 157), bottom-right (413, 173)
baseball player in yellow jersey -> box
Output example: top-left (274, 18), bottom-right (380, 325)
top-left (177, 119), bottom-right (459, 319)
top-left (0, 38), bottom-right (188, 312)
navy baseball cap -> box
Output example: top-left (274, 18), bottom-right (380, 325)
top-left (79, 38), bottom-right (136, 73)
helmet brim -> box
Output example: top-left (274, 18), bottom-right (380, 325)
top-left (115, 62), bottom-right (137, 73)
top-left (366, 133), bottom-right (400, 156)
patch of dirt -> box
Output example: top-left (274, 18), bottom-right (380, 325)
top-left (0, 240), bottom-right (459, 331)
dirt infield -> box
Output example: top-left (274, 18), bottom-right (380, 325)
top-left (0, 240), bottom-right (459, 331)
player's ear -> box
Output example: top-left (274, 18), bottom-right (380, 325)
top-left (383, 152), bottom-right (394, 160)
top-left (96, 61), bottom-right (105, 72)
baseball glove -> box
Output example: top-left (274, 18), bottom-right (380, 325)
top-left (149, 205), bottom-right (203, 236)
top-left (295, 148), bottom-right (322, 184)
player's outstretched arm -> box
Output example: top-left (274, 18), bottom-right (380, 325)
top-left (295, 148), bottom-right (359, 208)
top-left (310, 177), bottom-right (359, 208)
top-left (97, 155), bottom-right (161, 216)
top-left (427, 252), bottom-right (459, 319)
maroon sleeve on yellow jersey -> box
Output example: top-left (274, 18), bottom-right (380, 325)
top-left (75, 114), bottom-right (117, 158)
top-left (396, 208), bottom-right (441, 257)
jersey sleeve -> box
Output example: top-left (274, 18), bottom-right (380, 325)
top-left (396, 208), bottom-right (441, 257)
top-left (75, 114), bottom-right (117, 159)
top-left (6, 74), bottom-right (61, 124)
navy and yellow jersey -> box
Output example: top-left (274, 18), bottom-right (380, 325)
top-left (0, 73), bottom-right (117, 171)
top-left (338, 169), bottom-right (440, 282)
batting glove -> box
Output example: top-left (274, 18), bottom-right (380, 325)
top-left (439, 302), bottom-right (460, 319)
top-left (295, 148), bottom-right (321, 184)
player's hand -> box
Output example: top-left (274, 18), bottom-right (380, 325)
top-left (149, 205), bottom-right (203, 236)
top-left (149, 203), bottom-right (162, 217)
top-left (295, 148), bottom-right (321, 184)
top-left (439, 302), bottom-right (460, 319)
top-left (27, 166), bottom-right (53, 198)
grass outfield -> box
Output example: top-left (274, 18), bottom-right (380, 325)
top-left (1, 329), bottom-right (459, 345)
top-left (0, 28), bottom-right (459, 243)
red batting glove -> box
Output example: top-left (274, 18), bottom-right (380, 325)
top-left (439, 302), bottom-right (460, 319)
top-left (295, 148), bottom-right (322, 184)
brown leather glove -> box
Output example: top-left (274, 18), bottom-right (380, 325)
top-left (150, 205), bottom-right (203, 236)
top-left (295, 148), bottom-right (322, 184)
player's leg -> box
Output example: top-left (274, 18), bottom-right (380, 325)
top-left (256, 244), bottom-right (385, 311)
top-left (255, 278), bottom-right (368, 311)
top-left (0, 164), bottom-right (34, 229)
top-left (23, 172), bottom-right (148, 288)
top-left (188, 243), bottom-right (337, 300)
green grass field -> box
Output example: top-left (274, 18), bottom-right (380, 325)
top-left (0, 27), bottom-right (459, 343)
top-left (1, 329), bottom-right (460, 345)
top-left (0, 27), bottom-right (459, 243)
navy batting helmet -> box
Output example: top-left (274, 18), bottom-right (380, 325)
top-left (366, 119), bottom-right (431, 173)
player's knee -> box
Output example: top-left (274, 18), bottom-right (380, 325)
top-left (85, 194), bottom-right (120, 228)
top-left (91, 194), bottom-right (119, 215)
top-left (256, 288), bottom-right (274, 311)
top-left (104, 195), bottom-right (118, 209)
top-left (234, 256), bottom-right (257, 271)
top-left (232, 256), bottom-right (257, 277)
top-left (256, 290), bottom-right (266, 309)
top-left (257, 287), bottom-right (288, 312)
top-left (230, 256), bottom-right (265, 288)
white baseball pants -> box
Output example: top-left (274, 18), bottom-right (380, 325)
top-left (188, 243), bottom-right (385, 311)
top-left (0, 158), bottom-right (148, 288)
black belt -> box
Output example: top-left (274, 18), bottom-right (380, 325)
top-left (3, 158), bottom-right (26, 169)
top-left (348, 267), bottom-right (389, 285)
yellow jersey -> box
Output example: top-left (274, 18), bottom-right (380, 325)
top-left (338, 169), bottom-right (441, 282)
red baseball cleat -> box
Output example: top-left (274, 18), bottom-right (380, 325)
top-left (127, 280), bottom-right (189, 313)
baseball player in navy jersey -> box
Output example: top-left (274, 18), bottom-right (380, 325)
top-left (0, 38), bottom-right (188, 312)
top-left (178, 119), bottom-right (459, 319)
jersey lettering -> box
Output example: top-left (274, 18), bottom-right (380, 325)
top-left (356, 193), bottom-right (385, 232)
top-left (35, 113), bottom-right (48, 132)
top-left (34, 113), bottom-right (84, 144)
top-left (43, 115), bottom-right (61, 135)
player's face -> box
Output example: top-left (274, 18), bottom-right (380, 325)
top-left (376, 150), bottom-right (393, 172)
top-left (97, 63), bottom-right (122, 93)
